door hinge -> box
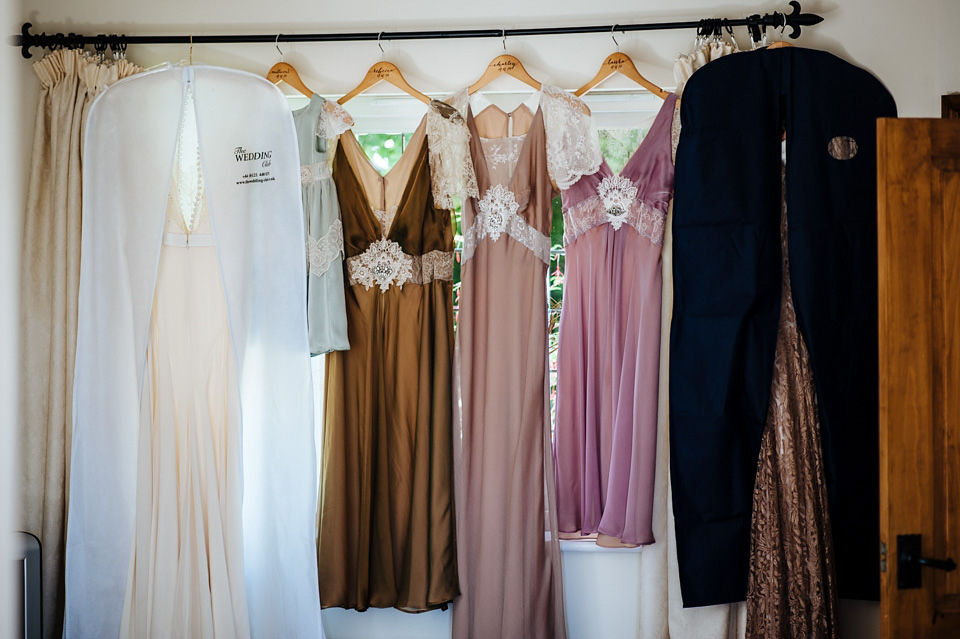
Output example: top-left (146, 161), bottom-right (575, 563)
top-left (881, 541), bottom-right (887, 573)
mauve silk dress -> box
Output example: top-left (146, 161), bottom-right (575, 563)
top-left (554, 93), bottom-right (679, 547)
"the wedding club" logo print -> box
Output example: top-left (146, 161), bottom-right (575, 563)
top-left (234, 146), bottom-right (276, 186)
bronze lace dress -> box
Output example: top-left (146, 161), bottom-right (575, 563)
top-left (745, 165), bottom-right (839, 638)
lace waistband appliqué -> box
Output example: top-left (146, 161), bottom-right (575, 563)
top-left (306, 218), bottom-right (344, 277)
top-left (462, 184), bottom-right (551, 265)
top-left (563, 177), bottom-right (667, 247)
top-left (300, 161), bottom-right (332, 185)
top-left (347, 240), bottom-right (454, 292)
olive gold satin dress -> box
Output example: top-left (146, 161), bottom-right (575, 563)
top-left (317, 118), bottom-right (459, 612)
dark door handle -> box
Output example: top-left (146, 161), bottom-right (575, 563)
top-left (910, 555), bottom-right (957, 572)
top-left (898, 534), bottom-right (957, 589)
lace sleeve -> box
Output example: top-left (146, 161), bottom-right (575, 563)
top-left (316, 100), bottom-right (354, 140)
top-left (426, 90), bottom-right (479, 210)
top-left (540, 85), bottom-right (602, 190)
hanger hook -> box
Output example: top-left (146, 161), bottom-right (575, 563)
top-left (502, 29), bottom-right (506, 51)
top-left (275, 33), bottom-right (283, 62)
top-left (378, 31), bottom-right (384, 59)
top-left (779, 13), bottom-right (787, 42)
top-left (611, 24), bottom-right (619, 51)
top-left (189, 34), bottom-right (193, 65)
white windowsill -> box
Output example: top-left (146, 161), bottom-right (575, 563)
top-left (559, 538), bottom-right (644, 554)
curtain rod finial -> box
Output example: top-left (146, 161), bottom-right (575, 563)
top-left (17, 22), bottom-right (34, 59)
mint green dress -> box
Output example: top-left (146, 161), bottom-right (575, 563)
top-left (292, 94), bottom-right (351, 354)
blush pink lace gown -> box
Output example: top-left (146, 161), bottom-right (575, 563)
top-left (553, 93), bottom-right (678, 547)
top-left (449, 86), bottom-right (599, 639)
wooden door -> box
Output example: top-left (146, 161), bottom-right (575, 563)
top-left (878, 117), bottom-right (960, 638)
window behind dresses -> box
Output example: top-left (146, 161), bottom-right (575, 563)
top-left (290, 89), bottom-right (664, 456)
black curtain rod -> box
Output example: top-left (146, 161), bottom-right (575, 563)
top-left (11, 1), bottom-right (822, 60)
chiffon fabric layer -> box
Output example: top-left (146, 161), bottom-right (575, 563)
top-left (318, 116), bottom-right (459, 612)
top-left (554, 93), bottom-right (678, 548)
top-left (451, 87), bottom-right (586, 639)
top-left (120, 144), bottom-right (249, 637)
top-left (292, 94), bottom-right (351, 354)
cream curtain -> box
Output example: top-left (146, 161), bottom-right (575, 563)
top-left (17, 48), bottom-right (140, 639)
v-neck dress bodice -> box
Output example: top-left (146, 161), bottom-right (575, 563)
top-left (462, 98), bottom-right (553, 266)
top-left (318, 111), bottom-right (459, 613)
top-left (553, 93), bottom-right (679, 548)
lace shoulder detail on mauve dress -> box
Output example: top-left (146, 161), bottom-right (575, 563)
top-left (427, 93), bottom-right (479, 210)
top-left (540, 84), bottom-right (602, 190)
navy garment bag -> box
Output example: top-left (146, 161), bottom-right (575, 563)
top-left (670, 46), bottom-right (896, 608)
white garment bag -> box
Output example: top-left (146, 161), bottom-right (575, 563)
top-left (65, 64), bottom-right (322, 638)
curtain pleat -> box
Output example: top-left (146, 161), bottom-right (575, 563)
top-left (17, 48), bottom-right (141, 639)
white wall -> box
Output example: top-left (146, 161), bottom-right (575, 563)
top-left (8, 0), bottom-right (959, 637)
top-left (2, 0), bottom-right (25, 636)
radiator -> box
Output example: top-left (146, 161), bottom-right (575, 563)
top-left (12, 532), bottom-right (41, 639)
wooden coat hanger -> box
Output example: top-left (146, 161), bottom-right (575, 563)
top-left (266, 35), bottom-right (313, 97)
top-left (575, 52), bottom-right (669, 98)
top-left (268, 37), bottom-right (351, 123)
top-left (338, 33), bottom-right (430, 105)
top-left (468, 30), bottom-right (541, 94)
top-left (575, 28), bottom-right (669, 99)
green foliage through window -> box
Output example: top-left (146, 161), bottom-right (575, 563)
top-left (355, 133), bottom-right (414, 175)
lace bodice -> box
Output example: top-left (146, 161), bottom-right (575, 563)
top-left (428, 85), bottom-right (601, 208)
top-left (164, 83), bottom-right (212, 245)
top-left (482, 136), bottom-right (523, 171)
top-left (561, 93), bottom-right (679, 247)
top-left (336, 122), bottom-right (455, 294)
top-left (480, 136), bottom-right (525, 185)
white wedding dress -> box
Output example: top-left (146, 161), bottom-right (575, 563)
top-left (119, 85), bottom-right (251, 638)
